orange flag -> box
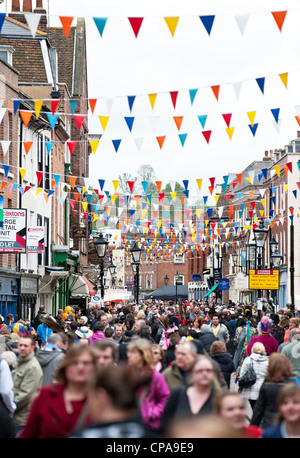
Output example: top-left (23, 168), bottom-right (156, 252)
top-left (20, 110), bottom-right (32, 127)
top-left (69, 176), bottom-right (76, 189)
top-left (156, 136), bottom-right (165, 149)
top-left (173, 116), bottom-right (183, 131)
top-left (88, 99), bottom-right (97, 114)
top-left (23, 141), bottom-right (33, 155)
top-left (59, 16), bottom-right (74, 39)
top-left (272, 11), bottom-right (287, 31)
top-left (211, 85), bottom-right (220, 101)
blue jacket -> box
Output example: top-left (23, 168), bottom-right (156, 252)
top-left (37, 323), bottom-right (53, 344)
top-left (261, 424), bottom-right (283, 438)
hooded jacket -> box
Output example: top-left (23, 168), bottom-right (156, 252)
top-left (36, 344), bottom-right (65, 386)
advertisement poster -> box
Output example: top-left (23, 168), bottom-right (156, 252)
top-left (27, 226), bottom-right (45, 253)
top-left (0, 209), bottom-right (27, 253)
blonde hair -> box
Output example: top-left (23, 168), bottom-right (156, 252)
top-left (127, 338), bottom-right (153, 371)
top-left (251, 342), bottom-right (266, 355)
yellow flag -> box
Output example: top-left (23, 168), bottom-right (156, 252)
top-left (284, 184), bottom-right (289, 192)
top-left (261, 199), bottom-right (265, 207)
top-left (34, 100), bottom-right (43, 118)
top-left (141, 209), bottom-right (147, 219)
top-left (89, 140), bottom-right (99, 154)
top-left (214, 195), bottom-right (219, 205)
top-left (99, 116), bottom-right (109, 131)
top-left (259, 210), bottom-right (264, 216)
top-left (279, 72), bottom-right (288, 89)
top-left (196, 209), bottom-right (202, 218)
top-left (111, 195), bottom-right (118, 205)
top-left (93, 214), bottom-right (98, 222)
top-left (164, 17), bottom-right (179, 36)
top-left (247, 111), bottom-right (256, 127)
top-left (148, 93), bottom-right (157, 110)
top-left (246, 177), bottom-right (252, 184)
top-left (196, 178), bottom-right (202, 191)
top-left (226, 127), bottom-right (235, 140)
top-left (36, 187), bottom-right (43, 195)
top-left (273, 165), bottom-right (280, 177)
top-left (82, 202), bottom-right (88, 212)
top-left (112, 180), bottom-right (119, 192)
top-left (170, 191), bottom-right (177, 201)
top-left (19, 168), bottom-right (26, 181)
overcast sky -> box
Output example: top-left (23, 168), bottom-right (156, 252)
top-left (3, 0), bottom-right (300, 201)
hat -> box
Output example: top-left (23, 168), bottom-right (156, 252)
top-left (259, 316), bottom-right (272, 334)
top-left (75, 326), bottom-right (93, 339)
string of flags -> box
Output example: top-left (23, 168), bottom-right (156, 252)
top-left (0, 10), bottom-right (294, 39)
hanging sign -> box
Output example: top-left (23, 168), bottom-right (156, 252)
top-left (27, 226), bottom-right (45, 253)
top-left (249, 269), bottom-right (279, 290)
top-left (0, 209), bottom-right (27, 252)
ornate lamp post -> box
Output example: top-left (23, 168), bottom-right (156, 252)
top-left (130, 243), bottom-right (142, 305)
top-left (93, 233), bottom-right (108, 306)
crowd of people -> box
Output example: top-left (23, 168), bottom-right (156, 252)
top-left (1, 296), bottom-right (300, 439)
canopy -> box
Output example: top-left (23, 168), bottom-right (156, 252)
top-left (145, 285), bottom-right (188, 300)
top-left (69, 274), bottom-right (95, 298)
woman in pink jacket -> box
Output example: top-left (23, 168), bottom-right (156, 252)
top-left (127, 338), bottom-right (170, 431)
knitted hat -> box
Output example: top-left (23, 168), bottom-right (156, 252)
top-left (260, 316), bottom-right (272, 334)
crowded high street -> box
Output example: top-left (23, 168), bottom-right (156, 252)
top-left (1, 0), bottom-right (300, 443)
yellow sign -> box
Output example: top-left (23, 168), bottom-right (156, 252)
top-left (249, 270), bottom-right (279, 290)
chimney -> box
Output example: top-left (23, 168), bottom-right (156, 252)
top-left (23, 0), bottom-right (32, 12)
top-left (34, 0), bottom-right (48, 34)
top-left (11, 0), bottom-right (20, 11)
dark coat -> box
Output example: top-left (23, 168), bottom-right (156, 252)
top-left (197, 331), bottom-right (219, 352)
top-left (210, 352), bottom-right (235, 387)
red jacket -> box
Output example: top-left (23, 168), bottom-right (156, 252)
top-left (18, 383), bottom-right (90, 438)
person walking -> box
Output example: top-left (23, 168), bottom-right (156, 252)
top-left (0, 356), bottom-right (16, 415)
top-left (201, 313), bottom-right (230, 344)
top-left (281, 329), bottom-right (300, 378)
top-left (17, 344), bottom-right (97, 438)
top-left (160, 354), bottom-right (216, 434)
top-left (251, 353), bottom-right (296, 429)
top-left (209, 341), bottom-right (234, 388)
top-left (12, 336), bottom-right (43, 432)
top-left (247, 316), bottom-right (279, 357)
top-left (261, 382), bottom-right (300, 438)
top-left (239, 342), bottom-right (269, 411)
top-left (233, 317), bottom-right (258, 380)
top-left (126, 338), bottom-right (170, 431)
top-left (36, 333), bottom-right (65, 386)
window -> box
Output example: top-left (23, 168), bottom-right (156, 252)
top-left (0, 46), bottom-right (15, 65)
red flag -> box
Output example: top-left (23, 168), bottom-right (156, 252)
top-left (128, 17), bottom-right (144, 37)
top-left (170, 91), bottom-right (178, 109)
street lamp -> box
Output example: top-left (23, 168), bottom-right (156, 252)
top-left (94, 233), bottom-right (108, 305)
top-left (130, 243), bottom-right (142, 305)
top-left (253, 219), bottom-right (269, 249)
top-left (164, 275), bottom-right (169, 285)
top-left (174, 271), bottom-right (179, 305)
top-left (108, 254), bottom-right (116, 287)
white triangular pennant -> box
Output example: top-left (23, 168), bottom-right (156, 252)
top-left (24, 12), bottom-right (42, 37)
top-left (234, 14), bottom-right (250, 35)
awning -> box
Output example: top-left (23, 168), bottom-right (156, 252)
top-left (39, 270), bottom-right (68, 295)
top-left (205, 282), bottom-right (219, 297)
top-left (69, 274), bottom-right (94, 298)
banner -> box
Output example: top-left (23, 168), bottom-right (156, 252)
top-left (27, 226), bottom-right (45, 253)
top-left (0, 209), bottom-right (27, 253)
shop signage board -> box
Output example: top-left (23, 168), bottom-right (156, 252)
top-left (27, 226), bottom-right (45, 253)
top-left (249, 269), bottom-right (279, 290)
top-left (0, 209), bottom-right (27, 253)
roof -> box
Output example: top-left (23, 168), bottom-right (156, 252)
top-left (145, 285), bottom-right (188, 300)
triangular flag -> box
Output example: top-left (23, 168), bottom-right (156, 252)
top-left (226, 127), bottom-right (235, 140)
top-left (279, 72), bottom-right (288, 89)
top-left (256, 77), bottom-right (265, 94)
top-left (45, 141), bottom-right (54, 155)
top-left (53, 174), bottom-right (61, 187)
top-left (20, 110), bottom-right (32, 127)
top-left (164, 17), bottom-right (179, 37)
top-left (199, 15), bottom-right (215, 35)
top-left (112, 180), bottom-right (119, 193)
top-left (156, 181), bottom-right (162, 193)
top-left (128, 17), bottom-right (144, 37)
top-left (189, 89), bottom-right (198, 105)
top-left (46, 113), bottom-right (59, 129)
top-left (247, 111), bottom-right (256, 126)
top-left (173, 116), bottom-right (183, 131)
top-left (156, 136), bottom-right (165, 149)
top-left (51, 99), bottom-right (60, 116)
top-left (36, 171), bottom-right (43, 185)
top-left (2, 165), bottom-right (9, 177)
top-left (1, 141), bottom-right (10, 155)
top-left (202, 130), bottom-right (212, 144)
top-left (196, 179), bottom-right (202, 191)
top-left (127, 181), bottom-right (134, 193)
top-left (69, 99), bottom-right (78, 115)
top-left (69, 176), bottom-right (76, 189)
top-left (124, 116), bottom-right (135, 132)
top-left (13, 99), bottom-right (21, 115)
top-left (222, 113), bottom-right (232, 127)
top-left (99, 116), bottom-right (109, 131)
top-left (148, 93), bottom-right (157, 110)
top-left (34, 100), bottom-right (43, 118)
top-left (170, 91), bottom-right (178, 109)
top-left (198, 115), bottom-right (207, 129)
top-left (59, 16), bottom-right (74, 39)
top-left (234, 14), bottom-right (250, 35)
top-left (19, 168), bottom-right (26, 181)
top-left (272, 11), bottom-right (287, 32)
top-left (88, 99), bottom-right (97, 114)
top-left (112, 139), bottom-right (121, 152)
top-left (0, 13), bottom-right (6, 34)
top-left (93, 17), bottom-right (108, 37)
top-left (127, 95), bottom-right (136, 112)
top-left (211, 85), bottom-right (220, 101)
top-left (271, 108), bottom-right (280, 123)
top-left (24, 12), bottom-right (41, 37)
top-left (67, 141), bottom-right (77, 155)
top-left (179, 133), bottom-right (187, 146)
top-left (23, 141), bottom-right (33, 155)
top-left (89, 140), bottom-right (100, 154)
top-left (249, 123), bottom-right (258, 136)
top-left (73, 114), bottom-right (85, 130)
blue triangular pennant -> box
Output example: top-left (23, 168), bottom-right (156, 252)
top-left (198, 115), bottom-right (207, 129)
top-left (271, 108), bottom-right (280, 123)
top-left (124, 116), bottom-right (135, 131)
top-left (13, 100), bottom-right (21, 115)
top-left (0, 13), bottom-right (6, 33)
top-left (53, 173), bottom-right (61, 187)
top-left (179, 133), bottom-right (187, 146)
top-left (45, 141), bottom-right (55, 155)
top-left (261, 168), bottom-right (268, 179)
top-left (249, 123), bottom-right (258, 136)
top-left (141, 181), bottom-right (148, 193)
top-left (189, 88), bottom-right (198, 105)
top-left (2, 164), bottom-right (10, 177)
top-left (256, 77), bottom-right (265, 94)
top-left (69, 100), bottom-right (78, 115)
top-left (182, 180), bottom-right (189, 190)
top-left (98, 179), bottom-right (105, 191)
top-left (46, 113), bottom-right (59, 129)
top-left (199, 15), bottom-right (215, 35)
top-left (112, 139), bottom-right (121, 152)
top-left (93, 17), bottom-right (108, 37)
top-left (127, 96), bottom-right (136, 112)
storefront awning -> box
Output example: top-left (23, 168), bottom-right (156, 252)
top-left (205, 282), bottom-right (219, 297)
top-left (69, 274), bottom-right (94, 298)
